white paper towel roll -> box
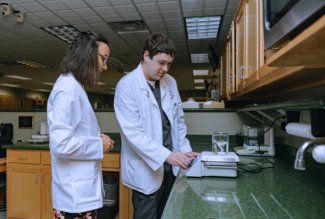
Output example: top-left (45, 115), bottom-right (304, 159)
top-left (312, 145), bottom-right (325, 163)
top-left (285, 122), bottom-right (316, 139)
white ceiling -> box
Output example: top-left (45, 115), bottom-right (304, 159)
top-left (0, 0), bottom-right (239, 97)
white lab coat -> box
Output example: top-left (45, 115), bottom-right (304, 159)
top-left (114, 64), bottom-right (192, 195)
top-left (47, 73), bottom-right (104, 213)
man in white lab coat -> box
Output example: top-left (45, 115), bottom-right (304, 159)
top-left (114, 34), bottom-right (198, 219)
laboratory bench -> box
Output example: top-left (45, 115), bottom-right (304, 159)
top-left (3, 142), bottom-right (129, 219)
top-left (161, 144), bottom-right (325, 219)
top-left (2, 140), bottom-right (325, 219)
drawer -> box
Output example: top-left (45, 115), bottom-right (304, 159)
top-left (7, 150), bottom-right (41, 164)
top-left (41, 151), bottom-right (51, 165)
top-left (102, 153), bottom-right (120, 169)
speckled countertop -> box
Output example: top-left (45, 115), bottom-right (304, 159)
top-left (4, 141), bottom-right (325, 218)
top-left (3, 141), bottom-right (121, 153)
top-left (161, 152), bottom-right (325, 219)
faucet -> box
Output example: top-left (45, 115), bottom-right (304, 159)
top-left (294, 138), bottom-right (325, 170)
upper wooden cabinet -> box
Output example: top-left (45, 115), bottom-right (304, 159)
top-left (235, 0), bottom-right (264, 90)
top-left (220, 0), bottom-right (325, 100)
top-left (266, 15), bottom-right (325, 68)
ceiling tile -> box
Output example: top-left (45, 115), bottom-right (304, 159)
top-left (33, 11), bottom-right (60, 20)
top-left (182, 10), bottom-right (203, 17)
top-left (181, 0), bottom-right (203, 10)
top-left (114, 5), bottom-right (138, 14)
top-left (84, 0), bottom-right (110, 7)
top-left (61, 0), bottom-right (89, 9)
top-left (120, 13), bottom-right (142, 21)
top-left (158, 1), bottom-right (180, 10)
top-left (141, 12), bottom-right (162, 19)
top-left (108, 0), bottom-right (132, 5)
top-left (73, 8), bottom-right (98, 17)
top-left (206, 0), bottom-right (227, 8)
top-left (20, 2), bottom-right (48, 12)
top-left (136, 3), bottom-right (159, 13)
top-left (53, 10), bottom-right (79, 19)
top-left (39, 1), bottom-right (69, 11)
top-left (205, 7), bottom-right (225, 16)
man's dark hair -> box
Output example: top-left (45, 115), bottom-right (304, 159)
top-left (60, 31), bottom-right (109, 87)
top-left (142, 34), bottom-right (176, 60)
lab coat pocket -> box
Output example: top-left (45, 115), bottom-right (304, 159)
top-left (126, 159), bottom-right (145, 190)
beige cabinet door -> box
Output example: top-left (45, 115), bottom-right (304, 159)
top-left (7, 169), bottom-right (42, 219)
top-left (234, 0), bottom-right (264, 93)
top-left (41, 171), bottom-right (53, 218)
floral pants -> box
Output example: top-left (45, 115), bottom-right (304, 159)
top-left (53, 209), bottom-right (98, 219)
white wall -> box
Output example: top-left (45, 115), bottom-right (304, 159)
top-left (0, 111), bottom-right (251, 143)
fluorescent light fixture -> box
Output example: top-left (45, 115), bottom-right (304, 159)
top-left (97, 81), bottom-right (106, 86)
top-left (185, 16), bottom-right (221, 39)
top-left (16, 59), bottom-right (51, 68)
top-left (195, 86), bottom-right (205, 90)
top-left (191, 53), bottom-right (209, 63)
top-left (41, 25), bottom-right (80, 44)
top-left (35, 89), bottom-right (50, 92)
top-left (5, 75), bottom-right (31, 80)
top-left (108, 56), bottom-right (127, 67)
top-left (193, 69), bottom-right (209, 76)
top-left (194, 79), bottom-right (204, 83)
top-left (0, 83), bottom-right (20, 87)
top-left (43, 82), bottom-right (54, 86)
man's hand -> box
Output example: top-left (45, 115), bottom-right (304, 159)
top-left (166, 152), bottom-right (193, 169)
top-left (185, 151), bottom-right (199, 159)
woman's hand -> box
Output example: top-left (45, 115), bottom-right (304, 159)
top-left (100, 133), bottom-right (115, 153)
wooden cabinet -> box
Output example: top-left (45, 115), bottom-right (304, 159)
top-left (266, 15), bottom-right (325, 68)
top-left (234, 0), bottom-right (264, 91)
top-left (7, 149), bottom-right (51, 219)
top-left (102, 153), bottom-right (133, 219)
top-left (7, 150), bottom-right (132, 219)
top-left (221, 0), bottom-right (325, 100)
top-left (220, 21), bottom-right (235, 99)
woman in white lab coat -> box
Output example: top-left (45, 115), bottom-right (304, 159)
top-left (47, 31), bottom-right (114, 219)
top-left (114, 34), bottom-right (198, 219)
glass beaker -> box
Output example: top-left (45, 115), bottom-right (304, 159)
top-left (212, 132), bottom-right (229, 155)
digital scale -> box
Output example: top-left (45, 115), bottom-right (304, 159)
top-left (185, 151), bottom-right (240, 178)
top-left (27, 134), bottom-right (49, 144)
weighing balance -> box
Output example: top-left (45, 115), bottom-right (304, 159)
top-left (185, 151), bottom-right (240, 178)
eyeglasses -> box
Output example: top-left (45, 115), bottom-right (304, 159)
top-left (98, 53), bottom-right (109, 65)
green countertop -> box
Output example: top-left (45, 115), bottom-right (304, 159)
top-left (3, 141), bottom-right (121, 153)
top-left (4, 141), bottom-right (325, 218)
top-left (161, 155), bottom-right (325, 219)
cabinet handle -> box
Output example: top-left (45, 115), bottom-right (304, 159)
top-left (41, 174), bottom-right (44, 184)
top-left (238, 65), bottom-right (248, 79)
top-left (18, 156), bottom-right (27, 160)
top-left (36, 174), bottom-right (39, 184)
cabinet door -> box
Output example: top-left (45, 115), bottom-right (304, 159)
top-left (7, 168), bottom-right (41, 219)
top-left (244, 0), bottom-right (264, 86)
top-left (41, 171), bottom-right (53, 219)
top-left (234, 0), bottom-right (264, 93)
top-left (235, 3), bottom-right (245, 91)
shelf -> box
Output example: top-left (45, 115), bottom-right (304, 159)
top-left (237, 98), bottom-right (325, 112)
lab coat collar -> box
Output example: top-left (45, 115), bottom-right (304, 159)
top-left (135, 63), bottom-right (168, 107)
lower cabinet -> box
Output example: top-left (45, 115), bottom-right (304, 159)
top-left (7, 150), bottom-right (51, 219)
top-left (7, 149), bottom-right (132, 219)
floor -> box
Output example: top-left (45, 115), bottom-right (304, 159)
top-left (0, 212), bottom-right (5, 218)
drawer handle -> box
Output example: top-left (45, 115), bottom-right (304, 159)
top-left (19, 156), bottom-right (27, 160)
